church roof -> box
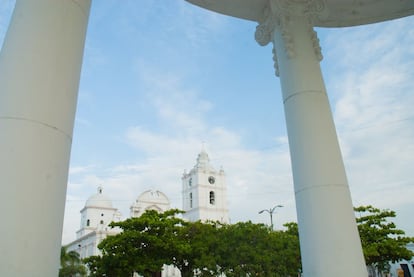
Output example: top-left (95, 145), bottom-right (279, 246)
top-left (195, 148), bottom-right (216, 172)
top-left (85, 186), bottom-right (113, 209)
top-left (134, 190), bottom-right (170, 205)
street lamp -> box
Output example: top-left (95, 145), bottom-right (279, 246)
top-left (259, 204), bottom-right (283, 230)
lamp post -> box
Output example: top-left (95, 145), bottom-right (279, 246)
top-left (259, 204), bottom-right (283, 230)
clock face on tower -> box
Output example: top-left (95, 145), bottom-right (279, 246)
top-left (208, 176), bottom-right (215, 184)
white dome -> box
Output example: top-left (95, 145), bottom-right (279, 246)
top-left (130, 190), bottom-right (171, 218)
top-left (136, 190), bottom-right (170, 205)
top-left (85, 186), bottom-right (113, 209)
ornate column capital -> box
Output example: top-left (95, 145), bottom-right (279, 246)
top-left (255, 0), bottom-right (326, 76)
top-left (255, 6), bottom-right (277, 47)
top-left (255, 0), bottom-right (326, 45)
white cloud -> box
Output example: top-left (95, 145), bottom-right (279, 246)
top-left (323, 17), bottom-right (414, 235)
top-left (62, 6), bottom-right (414, 246)
top-left (69, 165), bottom-right (96, 175)
top-left (63, 69), bottom-right (296, 244)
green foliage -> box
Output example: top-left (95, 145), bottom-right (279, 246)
top-left (355, 205), bottom-right (414, 274)
top-left (278, 222), bottom-right (302, 276)
top-left (84, 254), bottom-right (135, 277)
top-left (85, 209), bottom-right (185, 277)
top-left (84, 205), bottom-right (414, 277)
top-left (84, 210), bottom-right (302, 277)
top-left (217, 221), bottom-right (301, 277)
top-left (173, 220), bottom-right (221, 277)
top-left (59, 246), bottom-right (87, 277)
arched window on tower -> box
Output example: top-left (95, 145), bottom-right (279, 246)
top-left (209, 191), bottom-right (215, 205)
top-left (86, 219), bottom-right (90, 227)
top-left (189, 192), bottom-right (193, 208)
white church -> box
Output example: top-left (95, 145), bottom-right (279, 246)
top-left (65, 149), bottom-right (229, 276)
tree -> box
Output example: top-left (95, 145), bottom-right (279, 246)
top-left (217, 221), bottom-right (301, 276)
top-left (172, 220), bottom-right (221, 277)
top-left (85, 209), bottom-right (185, 277)
top-left (85, 210), bottom-right (223, 277)
top-left (217, 221), bottom-right (271, 276)
top-left (276, 222), bottom-right (302, 276)
top-left (84, 210), bottom-right (302, 277)
top-left (59, 246), bottom-right (87, 277)
top-left (355, 205), bottom-right (414, 276)
top-left (84, 253), bottom-right (135, 277)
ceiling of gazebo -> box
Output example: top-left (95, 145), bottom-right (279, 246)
top-left (186, 0), bottom-right (414, 27)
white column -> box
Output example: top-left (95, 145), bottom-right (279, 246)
top-left (0, 1), bottom-right (91, 276)
top-left (256, 2), bottom-right (367, 276)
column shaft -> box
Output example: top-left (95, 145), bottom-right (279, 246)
top-left (0, 0), bottom-right (91, 275)
top-left (273, 14), bottom-right (367, 276)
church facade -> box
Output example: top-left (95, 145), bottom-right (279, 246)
top-left (65, 149), bottom-right (229, 276)
top-left (66, 186), bottom-right (122, 258)
top-left (182, 148), bottom-right (229, 223)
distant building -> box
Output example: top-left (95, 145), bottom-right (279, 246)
top-left (65, 149), bottom-right (228, 277)
top-left (66, 186), bottom-right (122, 259)
top-left (131, 190), bottom-right (171, 218)
top-left (182, 148), bottom-right (229, 223)
top-left (389, 243), bottom-right (414, 277)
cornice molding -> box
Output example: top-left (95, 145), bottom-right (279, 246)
top-left (255, 0), bottom-right (326, 76)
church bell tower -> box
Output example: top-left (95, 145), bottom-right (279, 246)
top-left (182, 148), bottom-right (229, 223)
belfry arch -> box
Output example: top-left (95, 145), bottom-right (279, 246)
top-left (0, 1), bottom-right (413, 276)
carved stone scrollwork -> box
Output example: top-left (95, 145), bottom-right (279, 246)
top-left (278, 14), bottom-right (295, 58)
top-left (255, 0), bottom-right (326, 75)
top-left (255, 6), bottom-right (276, 46)
top-left (310, 28), bottom-right (323, 61)
top-left (272, 46), bottom-right (280, 76)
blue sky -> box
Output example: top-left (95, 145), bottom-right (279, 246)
top-left (1, 1), bottom-right (413, 244)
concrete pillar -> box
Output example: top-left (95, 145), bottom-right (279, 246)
top-left (0, 1), bottom-right (91, 276)
top-left (256, 2), bottom-right (367, 276)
